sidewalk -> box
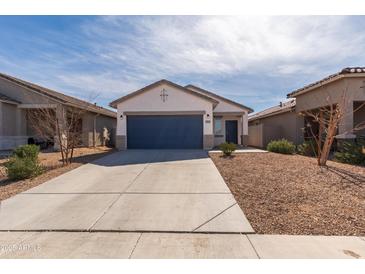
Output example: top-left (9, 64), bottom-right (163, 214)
top-left (0, 232), bottom-right (364, 258)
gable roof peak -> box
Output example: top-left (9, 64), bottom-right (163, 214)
top-left (109, 79), bottom-right (219, 108)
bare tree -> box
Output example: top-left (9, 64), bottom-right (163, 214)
top-left (26, 104), bottom-right (85, 165)
top-left (300, 89), bottom-right (365, 166)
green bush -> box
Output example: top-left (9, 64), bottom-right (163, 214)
top-left (297, 140), bottom-right (317, 156)
top-left (334, 141), bottom-right (365, 165)
top-left (12, 144), bottom-right (40, 160)
top-left (219, 142), bottom-right (237, 156)
top-left (267, 139), bottom-right (295, 154)
top-left (4, 144), bottom-right (43, 181)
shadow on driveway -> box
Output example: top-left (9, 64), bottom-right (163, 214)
top-left (90, 149), bottom-right (210, 167)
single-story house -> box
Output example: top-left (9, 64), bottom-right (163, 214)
top-left (0, 72), bottom-right (117, 150)
top-left (248, 67), bottom-right (365, 148)
top-left (109, 79), bottom-right (253, 150)
top-left (248, 99), bottom-right (304, 148)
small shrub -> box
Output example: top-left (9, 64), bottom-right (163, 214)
top-left (297, 140), bottom-right (317, 156)
top-left (267, 139), bottom-right (295, 154)
top-left (219, 142), bottom-right (237, 156)
top-left (12, 144), bottom-right (40, 160)
top-left (4, 144), bottom-right (43, 181)
top-left (334, 141), bottom-right (365, 165)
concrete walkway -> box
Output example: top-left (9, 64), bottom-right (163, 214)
top-left (0, 150), bottom-right (253, 233)
top-left (0, 232), bottom-right (364, 258)
top-left (209, 147), bottom-right (267, 153)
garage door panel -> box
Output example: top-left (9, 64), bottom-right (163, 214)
top-left (127, 115), bottom-right (203, 149)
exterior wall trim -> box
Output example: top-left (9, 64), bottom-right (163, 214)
top-left (214, 111), bottom-right (245, 116)
top-left (124, 111), bottom-right (206, 115)
top-left (18, 103), bottom-right (57, 109)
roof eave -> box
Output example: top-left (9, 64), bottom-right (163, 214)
top-left (248, 107), bottom-right (295, 122)
top-left (185, 84), bottom-right (254, 113)
top-left (287, 72), bottom-right (365, 98)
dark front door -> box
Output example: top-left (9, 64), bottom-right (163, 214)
top-left (225, 120), bottom-right (238, 144)
top-left (127, 115), bottom-right (203, 149)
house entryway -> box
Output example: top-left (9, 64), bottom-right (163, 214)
top-left (225, 120), bottom-right (238, 144)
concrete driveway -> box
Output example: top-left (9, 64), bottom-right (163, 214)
top-left (0, 150), bottom-right (253, 233)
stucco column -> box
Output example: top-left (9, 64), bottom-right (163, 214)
top-left (337, 100), bottom-right (356, 139)
top-left (241, 112), bottom-right (249, 146)
top-left (203, 108), bottom-right (214, 150)
top-left (116, 109), bottom-right (127, 150)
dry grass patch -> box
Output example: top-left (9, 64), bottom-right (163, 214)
top-left (210, 152), bottom-right (365, 236)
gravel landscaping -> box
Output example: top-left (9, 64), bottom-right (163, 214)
top-left (0, 147), bottom-right (114, 201)
top-left (210, 152), bottom-right (365, 236)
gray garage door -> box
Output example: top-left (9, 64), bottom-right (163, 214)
top-left (127, 115), bottom-right (203, 149)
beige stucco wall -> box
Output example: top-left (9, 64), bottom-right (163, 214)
top-left (187, 86), bottom-right (245, 113)
top-left (0, 102), bottom-right (28, 149)
top-left (2, 102), bottom-right (18, 136)
top-left (248, 111), bottom-right (304, 148)
top-left (116, 83), bottom-right (214, 149)
top-left (294, 76), bottom-right (365, 112)
top-left (294, 76), bottom-right (365, 137)
top-left (248, 123), bottom-right (263, 148)
top-left (0, 77), bottom-right (57, 105)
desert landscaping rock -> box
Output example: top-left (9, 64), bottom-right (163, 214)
top-left (210, 152), bottom-right (365, 235)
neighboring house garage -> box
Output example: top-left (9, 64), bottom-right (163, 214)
top-left (110, 79), bottom-right (253, 150)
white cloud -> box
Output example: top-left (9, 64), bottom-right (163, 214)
top-left (83, 16), bottom-right (365, 78)
top-left (1, 16), bottom-right (365, 109)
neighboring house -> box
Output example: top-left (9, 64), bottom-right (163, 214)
top-left (109, 79), bottom-right (253, 150)
top-left (0, 73), bottom-right (117, 150)
top-left (248, 99), bottom-right (303, 148)
top-left (248, 67), bottom-right (365, 148)
top-left (288, 67), bottom-right (365, 141)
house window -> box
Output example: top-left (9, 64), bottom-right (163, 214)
top-left (214, 118), bottom-right (222, 134)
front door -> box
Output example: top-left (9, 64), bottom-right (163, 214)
top-left (225, 120), bottom-right (238, 144)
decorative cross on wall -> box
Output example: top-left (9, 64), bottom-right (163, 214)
top-left (160, 88), bottom-right (168, 102)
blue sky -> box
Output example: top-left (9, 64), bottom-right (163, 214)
top-left (0, 16), bottom-right (365, 112)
